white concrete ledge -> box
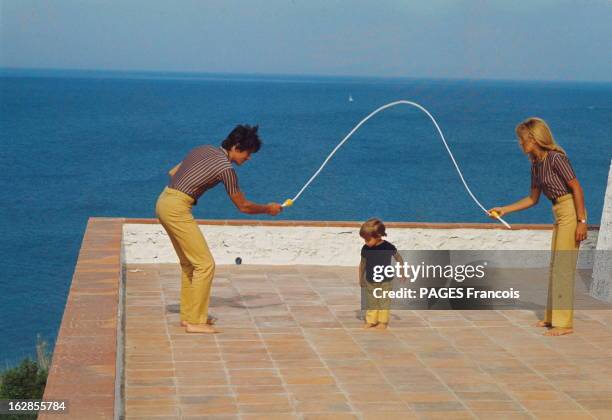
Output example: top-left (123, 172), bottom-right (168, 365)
top-left (123, 223), bottom-right (599, 266)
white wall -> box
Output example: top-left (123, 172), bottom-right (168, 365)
top-left (591, 160), bottom-right (612, 301)
top-left (122, 223), bottom-right (599, 266)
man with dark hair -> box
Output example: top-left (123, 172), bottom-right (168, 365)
top-left (156, 124), bottom-right (282, 333)
top-left (221, 124), bottom-right (263, 153)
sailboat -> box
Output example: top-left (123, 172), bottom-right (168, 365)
top-left (348, 95), bottom-right (354, 102)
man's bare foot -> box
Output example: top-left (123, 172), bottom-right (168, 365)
top-left (375, 323), bottom-right (388, 330)
top-left (544, 327), bottom-right (573, 336)
top-left (181, 316), bottom-right (216, 327)
top-left (363, 323), bottom-right (377, 329)
top-left (535, 320), bottom-right (552, 328)
top-left (185, 323), bottom-right (220, 334)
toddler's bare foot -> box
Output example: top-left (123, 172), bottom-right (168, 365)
top-left (185, 323), bottom-right (220, 334)
top-left (375, 323), bottom-right (388, 330)
top-left (535, 320), bottom-right (552, 328)
top-left (363, 323), bottom-right (377, 329)
top-left (181, 316), bottom-right (216, 327)
top-left (544, 327), bottom-right (573, 336)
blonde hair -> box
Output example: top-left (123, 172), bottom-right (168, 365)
top-left (360, 218), bottom-right (386, 239)
top-left (515, 117), bottom-right (566, 161)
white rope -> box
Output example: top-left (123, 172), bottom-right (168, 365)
top-left (287, 100), bottom-right (511, 229)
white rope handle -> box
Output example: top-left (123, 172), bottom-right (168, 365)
top-left (285, 100), bottom-right (511, 229)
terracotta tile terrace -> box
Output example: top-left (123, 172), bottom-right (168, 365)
top-left (41, 218), bottom-right (612, 420)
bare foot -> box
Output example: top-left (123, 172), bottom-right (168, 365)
top-left (181, 316), bottom-right (216, 327)
top-left (185, 323), bottom-right (220, 334)
top-left (375, 323), bottom-right (388, 330)
top-left (544, 327), bottom-right (573, 336)
top-left (363, 323), bottom-right (377, 329)
top-left (535, 320), bottom-right (552, 328)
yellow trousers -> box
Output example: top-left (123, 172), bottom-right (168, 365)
top-left (155, 187), bottom-right (215, 325)
top-left (365, 281), bottom-right (392, 325)
top-left (545, 194), bottom-right (579, 328)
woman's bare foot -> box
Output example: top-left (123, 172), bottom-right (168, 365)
top-left (181, 316), bottom-right (216, 327)
top-left (185, 323), bottom-right (220, 334)
top-left (375, 323), bottom-right (388, 330)
top-left (535, 320), bottom-right (552, 328)
top-left (544, 327), bottom-right (573, 336)
top-left (363, 323), bottom-right (377, 329)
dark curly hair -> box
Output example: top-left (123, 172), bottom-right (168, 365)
top-left (221, 124), bottom-right (262, 153)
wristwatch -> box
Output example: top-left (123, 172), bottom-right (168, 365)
top-left (577, 218), bottom-right (587, 224)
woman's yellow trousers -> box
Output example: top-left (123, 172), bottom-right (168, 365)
top-left (545, 194), bottom-right (580, 328)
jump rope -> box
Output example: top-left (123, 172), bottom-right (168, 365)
top-left (280, 100), bottom-right (511, 229)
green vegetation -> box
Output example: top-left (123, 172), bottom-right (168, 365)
top-left (0, 336), bottom-right (51, 420)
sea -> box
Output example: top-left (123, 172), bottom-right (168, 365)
top-left (1, 69), bottom-right (611, 365)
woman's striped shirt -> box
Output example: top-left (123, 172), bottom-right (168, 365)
top-left (531, 151), bottom-right (576, 201)
top-left (169, 145), bottom-right (240, 204)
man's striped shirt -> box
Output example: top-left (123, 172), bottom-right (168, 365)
top-left (169, 145), bottom-right (240, 203)
top-left (531, 151), bottom-right (576, 201)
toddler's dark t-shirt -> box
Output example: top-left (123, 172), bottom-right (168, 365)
top-left (361, 240), bottom-right (397, 283)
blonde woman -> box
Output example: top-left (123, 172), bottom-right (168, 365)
top-left (489, 118), bottom-right (587, 336)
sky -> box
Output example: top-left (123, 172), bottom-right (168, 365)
top-left (1, 0), bottom-right (611, 81)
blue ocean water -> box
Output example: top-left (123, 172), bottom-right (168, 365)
top-left (1, 70), bottom-right (611, 364)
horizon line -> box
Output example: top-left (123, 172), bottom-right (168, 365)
top-left (1, 66), bottom-right (611, 85)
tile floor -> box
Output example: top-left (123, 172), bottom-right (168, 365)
top-left (124, 264), bottom-right (612, 419)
